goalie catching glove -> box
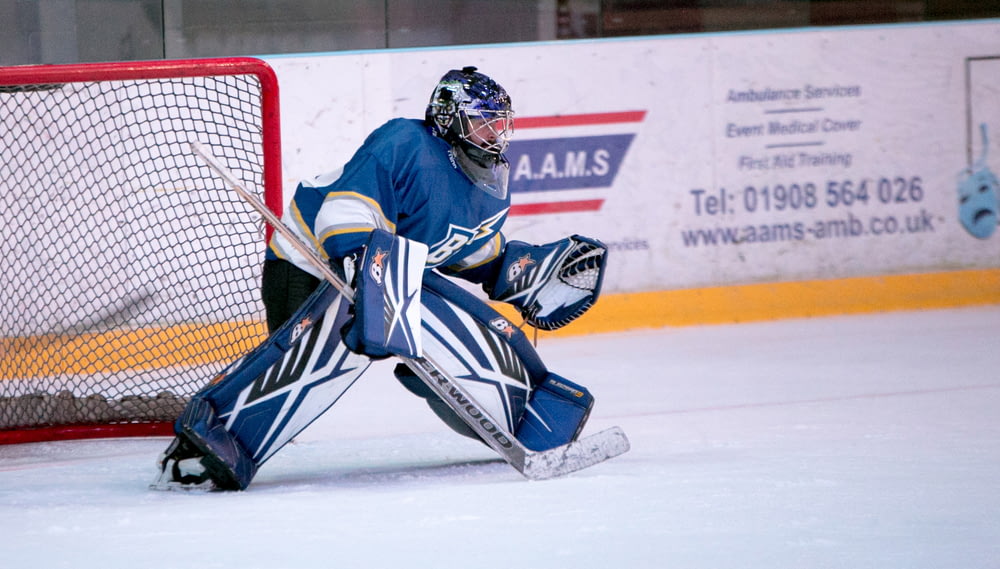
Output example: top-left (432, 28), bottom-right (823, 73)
top-left (486, 235), bottom-right (607, 330)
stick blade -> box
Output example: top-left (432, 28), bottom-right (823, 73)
top-left (521, 426), bottom-right (630, 481)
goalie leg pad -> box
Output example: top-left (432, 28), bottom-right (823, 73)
top-left (157, 281), bottom-right (372, 490)
top-left (342, 229), bottom-right (427, 358)
top-left (394, 273), bottom-right (599, 452)
top-left (396, 272), bottom-right (543, 436)
top-left (207, 283), bottom-right (371, 466)
top-left (515, 373), bottom-right (594, 451)
top-left (173, 396), bottom-right (258, 490)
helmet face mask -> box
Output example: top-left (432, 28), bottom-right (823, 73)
top-left (426, 67), bottom-right (513, 161)
top-left (456, 108), bottom-right (513, 155)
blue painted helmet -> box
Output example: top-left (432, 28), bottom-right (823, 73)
top-left (426, 67), bottom-right (513, 164)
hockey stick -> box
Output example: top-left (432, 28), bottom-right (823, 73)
top-left (191, 142), bottom-right (629, 480)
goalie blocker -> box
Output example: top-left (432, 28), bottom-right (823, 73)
top-left (153, 231), bottom-right (607, 490)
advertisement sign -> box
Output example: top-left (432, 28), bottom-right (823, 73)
top-left (268, 21), bottom-right (1000, 295)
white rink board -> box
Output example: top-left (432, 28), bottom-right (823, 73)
top-left (265, 20), bottom-right (1000, 295)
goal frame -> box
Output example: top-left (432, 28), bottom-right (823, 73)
top-left (0, 57), bottom-right (283, 444)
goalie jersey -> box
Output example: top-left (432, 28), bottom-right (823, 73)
top-left (267, 118), bottom-right (509, 282)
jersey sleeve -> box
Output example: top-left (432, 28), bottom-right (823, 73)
top-left (310, 151), bottom-right (398, 260)
top-left (268, 144), bottom-right (400, 270)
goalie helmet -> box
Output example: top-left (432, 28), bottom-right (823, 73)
top-left (426, 66), bottom-right (513, 167)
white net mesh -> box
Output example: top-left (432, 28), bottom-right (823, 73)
top-left (0, 63), bottom-right (277, 434)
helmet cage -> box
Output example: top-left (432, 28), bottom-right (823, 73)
top-left (455, 108), bottom-right (513, 155)
top-left (426, 67), bottom-right (513, 157)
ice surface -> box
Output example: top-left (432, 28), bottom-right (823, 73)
top-left (2, 307), bottom-right (999, 569)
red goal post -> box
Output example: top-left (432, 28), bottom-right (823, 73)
top-left (0, 58), bottom-right (284, 443)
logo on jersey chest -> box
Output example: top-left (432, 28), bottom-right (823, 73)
top-left (426, 209), bottom-right (507, 266)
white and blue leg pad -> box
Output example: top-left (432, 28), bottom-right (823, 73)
top-left (516, 373), bottom-right (594, 451)
top-left (404, 272), bottom-right (594, 451)
top-left (346, 228), bottom-right (426, 358)
top-left (176, 281), bottom-right (371, 489)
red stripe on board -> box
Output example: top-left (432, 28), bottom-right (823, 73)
top-left (515, 111), bottom-right (646, 129)
top-left (0, 421), bottom-right (175, 445)
top-left (510, 199), bottom-right (604, 216)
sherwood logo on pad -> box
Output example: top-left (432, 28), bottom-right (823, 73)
top-left (507, 111), bottom-right (645, 216)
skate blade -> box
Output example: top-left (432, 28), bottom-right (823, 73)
top-left (149, 458), bottom-right (218, 492)
top-left (149, 476), bottom-right (218, 492)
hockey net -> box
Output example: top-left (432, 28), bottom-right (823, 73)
top-left (0, 58), bottom-right (283, 443)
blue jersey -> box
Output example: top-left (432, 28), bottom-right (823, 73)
top-left (268, 118), bottom-right (509, 283)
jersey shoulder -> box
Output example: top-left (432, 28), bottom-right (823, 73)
top-left (364, 118), bottom-right (440, 156)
